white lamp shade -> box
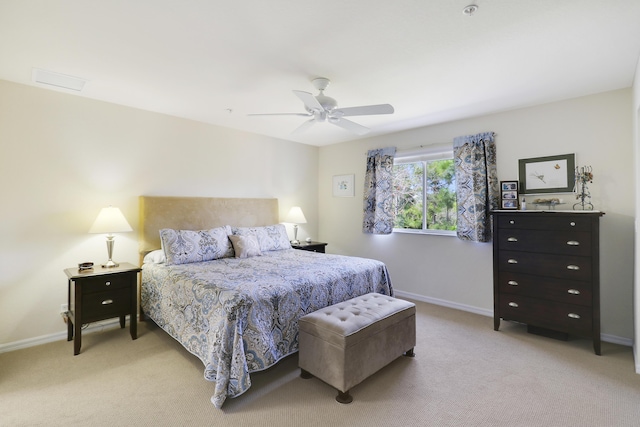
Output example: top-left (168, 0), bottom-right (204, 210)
top-left (285, 206), bottom-right (307, 224)
top-left (89, 206), bottom-right (133, 234)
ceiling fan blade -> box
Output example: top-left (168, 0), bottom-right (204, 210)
top-left (247, 112), bottom-right (312, 117)
top-left (334, 104), bottom-right (394, 117)
top-left (331, 118), bottom-right (370, 135)
top-left (292, 118), bottom-right (316, 135)
top-left (293, 90), bottom-right (324, 112)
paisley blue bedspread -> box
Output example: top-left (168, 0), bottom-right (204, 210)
top-left (141, 249), bottom-right (393, 408)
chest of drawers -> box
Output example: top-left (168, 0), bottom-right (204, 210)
top-left (491, 211), bottom-right (603, 354)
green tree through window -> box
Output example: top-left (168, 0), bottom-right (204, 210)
top-left (393, 159), bottom-right (456, 231)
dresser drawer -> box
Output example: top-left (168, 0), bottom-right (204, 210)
top-left (498, 250), bottom-right (591, 281)
top-left (498, 229), bottom-right (591, 256)
top-left (498, 215), bottom-right (592, 231)
top-left (499, 295), bottom-right (592, 335)
top-left (82, 288), bottom-right (131, 322)
top-left (498, 272), bottom-right (592, 306)
top-left (80, 273), bottom-right (132, 294)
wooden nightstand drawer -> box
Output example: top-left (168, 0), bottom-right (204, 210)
top-left (81, 273), bottom-right (131, 293)
top-left (292, 241), bottom-right (327, 253)
top-left (82, 288), bottom-right (131, 322)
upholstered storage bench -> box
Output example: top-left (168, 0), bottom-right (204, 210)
top-left (298, 293), bottom-right (416, 403)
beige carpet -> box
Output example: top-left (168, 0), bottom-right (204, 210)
top-left (2, 300), bottom-right (640, 427)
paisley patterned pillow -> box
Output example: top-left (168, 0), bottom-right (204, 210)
top-left (231, 224), bottom-right (292, 252)
top-left (229, 235), bottom-right (262, 258)
top-left (160, 225), bottom-right (233, 265)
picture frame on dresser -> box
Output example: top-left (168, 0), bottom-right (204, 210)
top-left (518, 153), bottom-right (575, 194)
top-left (500, 181), bottom-right (519, 210)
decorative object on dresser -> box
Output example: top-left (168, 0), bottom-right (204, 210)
top-left (500, 181), bottom-right (519, 210)
top-left (285, 206), bottom-right (307, 244)
top-left (89, 206), bottom-right (133, 267)
top-left (64, 262), bottom-right (141, 355)
top-left (573, 165), bottom-right (594, 210)
top-left (291, 241), bottom-right (327, 253)
top-left (518, 153), bottom-right (575, 194)
top-left (491, 210), bottom-right (604, 355)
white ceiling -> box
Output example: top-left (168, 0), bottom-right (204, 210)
top-left (1, 0), bottom-right (640, 147)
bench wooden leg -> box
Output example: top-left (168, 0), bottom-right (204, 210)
top-left (300, 369), bottom-right (313, 379)
top-left (404, 348), bottom-right (415, 357)
top-left (336, 390), bottom-right (353, 404)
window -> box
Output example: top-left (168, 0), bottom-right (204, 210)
top-left (393, 144), bottom-right (456, 235)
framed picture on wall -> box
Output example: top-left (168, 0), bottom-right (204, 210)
top-left (333, 174), bottom-right (355, 197)
top-left (518, 153), bottom-right (575, 194)
top-left (500, 180), bottom-right (519, 210)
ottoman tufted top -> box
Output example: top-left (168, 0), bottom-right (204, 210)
top-left (299, 293), bottom-right (415, 348)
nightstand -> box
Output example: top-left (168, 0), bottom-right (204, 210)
top-left (291, 241), bottom-right (328, 253)
top-left (64, 262), bottom-right (141, 355)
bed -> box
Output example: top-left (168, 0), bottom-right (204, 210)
top-left (138, 196), bottom-right (394, 408)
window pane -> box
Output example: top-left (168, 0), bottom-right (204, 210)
top-left (425, 159), bottom-right (456, 230)
top-left (393, 162), bottom-right (424, 229)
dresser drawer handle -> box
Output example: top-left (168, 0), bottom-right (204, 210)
top-left (508, 280), bottom-right (518, 286)
top-left (570, 222), bottom-right (576, 227)
top-left (508, 302), bottom-right (519, 308)
top-left (567, 265), bottom-right (580, 270)
top-left (509, 220), bottom-right (515, 224)
top-left (507, 259), bottom-right (518, 264)
top-left (101, 299), bottom-right (114, 305)
top-left (567, 289), bottom-right (581, 295)
top-left (568, 313), bottom-right (581, 319)
top-left (566, 240), bottom-right (580, 246)
top-left (507, 237), bottom-right (518, 242)
top-left (105, 281), bottom-right (111, 286)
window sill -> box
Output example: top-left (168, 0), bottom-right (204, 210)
top-left (393, 228), bottom-right (456, 237)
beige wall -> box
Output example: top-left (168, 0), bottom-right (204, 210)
top-left (319, 89), bottom-right (635, 343)
top-left (0, 79), bottom-right (319, 347)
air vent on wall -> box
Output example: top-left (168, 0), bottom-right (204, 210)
top-left (32, 68), bottom-right (87, 91)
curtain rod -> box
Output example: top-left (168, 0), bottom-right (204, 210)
top-left (364, 133), bottom-right (497, 155)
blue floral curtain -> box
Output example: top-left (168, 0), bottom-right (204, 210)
top-left (453, 132), bottom-right (498, 242)
top-left (363, 147), bottom-right (396, 234)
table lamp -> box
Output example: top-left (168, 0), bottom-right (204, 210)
top-left (285, 206), bottom-right (307, 245)
top-left (89, 206), bottom-right (133, 267)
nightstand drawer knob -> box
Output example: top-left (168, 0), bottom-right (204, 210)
top-left (509, 220), bottom-right (515, 224)
top-left (570, 222), bottom-right (576, 226)
top-left (568, 313), bottom-right (581, 319)
top-left (567, 289), bottom-right (581, 295)
top-left (567, 265), bottom-right (580, 270)
top-left (567, 240), bottom-right (580, 246)
top-left (508, 302), bottom-right (519, 308)
top-left (101, 299), bottom-right (114, 305)
top-left (508, 280), bottom-right (518, 286)
top-left (105, 281), bottom-right (111, 286)
top-left (507, 237), bottom-right (518, 242)
top-left (507, 259), bottom-right (518, 264)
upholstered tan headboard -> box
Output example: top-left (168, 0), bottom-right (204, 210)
top-left (138, 196), bottom-right (279, 255)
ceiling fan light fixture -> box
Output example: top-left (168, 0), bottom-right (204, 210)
top-left (463, 4), bottom-right (478, 16)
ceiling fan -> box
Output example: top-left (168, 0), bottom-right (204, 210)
top-left (248, 78), bottom-right (394, 135)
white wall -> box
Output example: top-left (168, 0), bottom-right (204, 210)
top-left (0, 79), bottom-right (319, 347)
top-left (632, 57), bottom-right (640, 371)
top-left (319, 89), bottom-right (635, 342)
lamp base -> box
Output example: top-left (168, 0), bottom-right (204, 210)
top-left (102, 260), bottom-right (119, 268)
top-left (291, 240), bottom-right (301, 245)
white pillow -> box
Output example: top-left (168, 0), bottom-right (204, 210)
top-left (231, 224), bottom-right (291, 252)
top-left (160, 225), bottom-right (233, 265)
top-left (143, 249), bottom-right (166, 264)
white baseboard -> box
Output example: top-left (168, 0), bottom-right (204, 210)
top-left (0, 294), bottom-right (633, 353)
top-left (0, 318), bottom-right (123, 354)
top-left (393, 289), bottom-right (633, 348)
